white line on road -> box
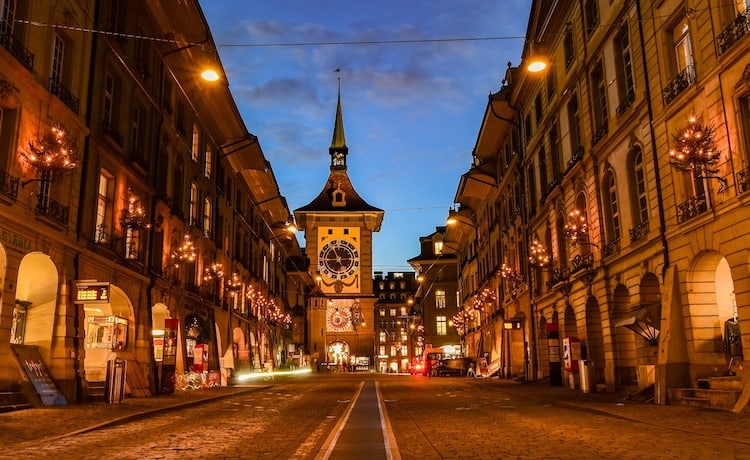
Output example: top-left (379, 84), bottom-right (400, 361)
top-left (313, 381), bottom-right (365, 460)
top-left (376, 381), bottom-right (401, 460)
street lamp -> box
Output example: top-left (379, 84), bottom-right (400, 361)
top-left (668, 116), bottom-right (727, 192)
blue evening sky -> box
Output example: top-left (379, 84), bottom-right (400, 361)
top-left (200, 1), bottom-right (530, 273)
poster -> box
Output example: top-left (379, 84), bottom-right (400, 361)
top-left (10, 344), bottom-right (67, 406)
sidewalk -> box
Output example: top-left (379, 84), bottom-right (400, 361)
top-left (0, 385), bottom-right (262, 448)
top-left (488, 378), bottom-right (750, 445)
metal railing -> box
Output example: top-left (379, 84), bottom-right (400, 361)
top-left (0, 20), bottom-right (34, 71)
top-left (676, 194), bottom-right (708, 224)
top-left (35, 195), bottom-right (69, 226)
top-left (0, 169), bottom-right (19, 200)
top-left (629, 220), bottom-right (649, 243)
top-left (737, 167), bottom-right (750, 194)
top-left (615, 92), bottom-right (635, 118)
top-left (662, 65), bottom-right (696, 106)
top-left (48, 78), bottom-right (79, 114)
top-left (717, 7), bottom-right (750, 55)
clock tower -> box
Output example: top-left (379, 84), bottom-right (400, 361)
top-left (294, 85), bottom-right (383, 370)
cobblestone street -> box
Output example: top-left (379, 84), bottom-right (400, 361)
top-left (2, 374), bottom-right (750, 459)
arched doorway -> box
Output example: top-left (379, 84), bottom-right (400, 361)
top-left (687, 252), bottom-right (740, 375)
top-left (12, 253), bottom-right (59, 357)
top-left (327, 340), bottom-right (350, 368)
top-left (612, 284), bottom-right (637, 388)
top-left (585, 295), bottom-right (605, 385)
top-left (83, 285), bottom-right (134, 383)
top-left (232, 326), bottom-right (251, 373)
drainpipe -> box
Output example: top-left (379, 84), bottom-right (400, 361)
top-left (636, 0), bottom-right (670, 278)
top-left (70, 0), bottom-right (103, 403)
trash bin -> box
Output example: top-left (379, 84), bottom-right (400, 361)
top-left (105, 358), bottom-right (127, 403)
top-left (579, 359), bottom-right (596, 394)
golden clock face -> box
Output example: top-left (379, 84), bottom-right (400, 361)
top-left (327, 308), bottom-right (352, 332)
top-left (318, 239), bottom-right (360, 280)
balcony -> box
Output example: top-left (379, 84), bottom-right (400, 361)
top-left (676, 194), bottom-right (708, 224)
top-left (662, 65), bottom-right (696, 106)
top-left (566, 146), bottom-right (585, 172)
top-left (546, 267), bottom-right (570, 290)
top-left (35, 196), bottom-right (69, 226)
top-left (738, 167), bottom-right (750, 194)
top-left (101, 122), bottom-right (124, 148)
top-left (603, 239), bottom-right (620, 258)
top-left (717, 7), bottom-right (750, 56)
top-left (0, 21), bottom-right (34, 71)
top-left (629, 221), bottom-right (649, 243)
top-left (570, 253), bottom-right (594, 274)
top-left (591, 124), bottom-right (609, 147)
top-left (0, 169), bottom-right (19, 201)
top-left (615, 92), bottom-right (635, 118)
top-left (48, 78), bottom-right (79, 114)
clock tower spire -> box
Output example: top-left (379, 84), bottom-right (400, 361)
top-left (330, 73), bottom-right (348, 170)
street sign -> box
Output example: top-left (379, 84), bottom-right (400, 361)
top-left (74, 281), bottom-right (110, 304)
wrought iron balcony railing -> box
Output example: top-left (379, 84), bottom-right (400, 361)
top-left (717, 7), bottom-right (750, 56)
top-left (0, 21), bottom-right (34, 71)
top-left (0, 168), bottom-right (19, 200)
top-left (591, 124), bottom-right (609, 147)
top-left (629, 220), bottom-right (649, 243)
top-left (35, 196), bottom-right (69, 226)
top-left (615, 91), bottom-right (635, 118)
top-left (737, 167), bottom-right (750, 194)
top-left (662, 65), bottom-right (696, 106)
top-left (603, 239), bottom-right (620, 258)
top-left (676, 194), bottom-right (708, 224)
top-left (48, 78), bottom-right (79, 114)
top-left (101, 122), bottom-right (124, 147)
top-left (570, 253), bottom-right (595, 273)
top-left (566, 146), bottom-right (585, 172)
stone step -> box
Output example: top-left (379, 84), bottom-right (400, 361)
top-left (669, 387), bottom-right (740, 410)
top-left (0, 392), bottom-right (30, 413)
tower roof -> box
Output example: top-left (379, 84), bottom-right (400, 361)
top-left (295, 84), bottom-right (383, 220)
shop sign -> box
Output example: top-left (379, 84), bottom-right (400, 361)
top-left (74, 281), bottom-right (110, 304)
top-left (1, 228), bottom-right (32, 251)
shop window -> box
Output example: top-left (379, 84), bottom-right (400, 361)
top-left (86, 316), bottom-right (128, 350)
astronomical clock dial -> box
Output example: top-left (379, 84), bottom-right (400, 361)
top-left (318, 239), bottom-right (360, 280)
top-left (326, 308), bottom-right (352, 332)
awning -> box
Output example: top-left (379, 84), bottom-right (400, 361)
top-left (615, 303), bottom-right (661, 345)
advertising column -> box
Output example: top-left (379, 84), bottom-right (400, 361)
top-left (160, 319), bottom-right (178, 394)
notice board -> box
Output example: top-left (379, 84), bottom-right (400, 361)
top-left (11, 344), bottom-right (67, 406)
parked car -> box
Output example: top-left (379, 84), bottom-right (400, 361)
top-left (410, 360), bottom-right (427, 375)
top-left (434, 357), bottom-right (474, 377)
